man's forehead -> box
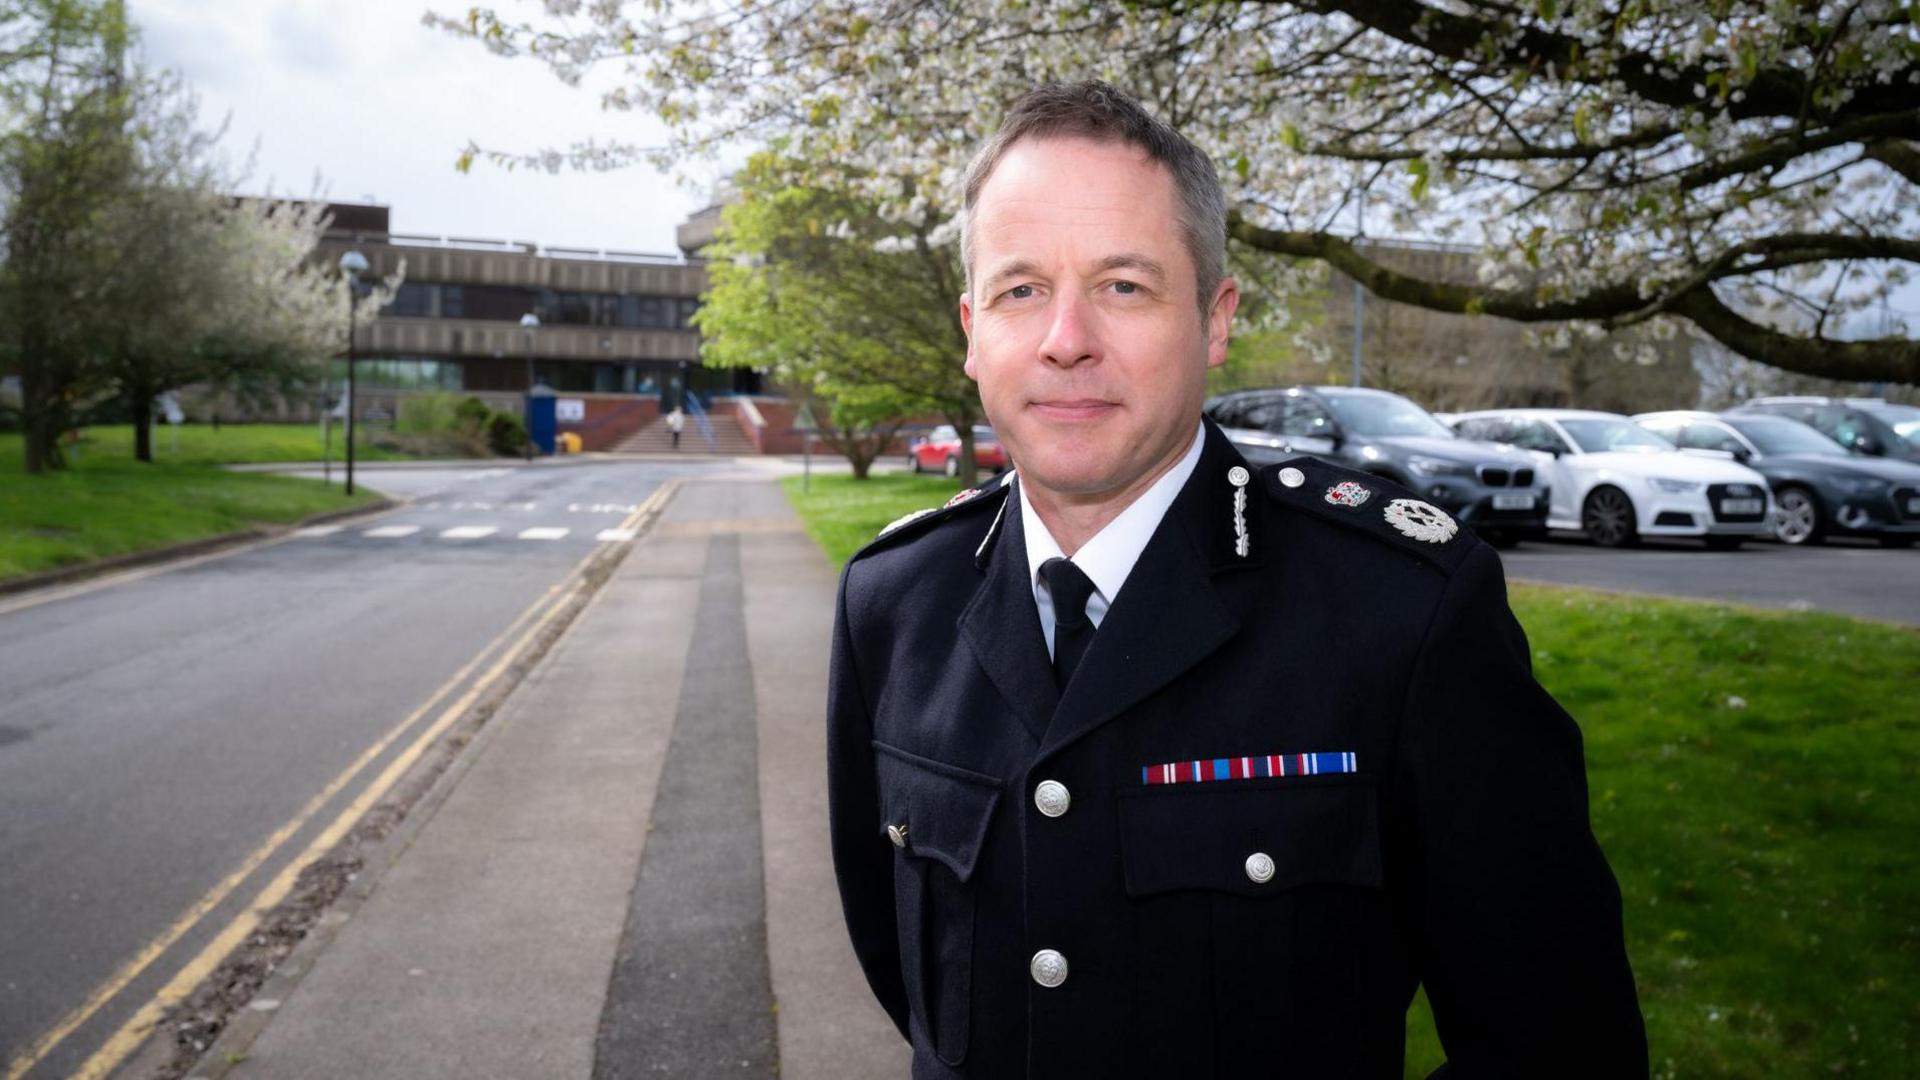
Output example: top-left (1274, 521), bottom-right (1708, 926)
top-left (970, 137), bottom-right (1184, 258)
top-left (975, 134), bottom-right (1168, 202)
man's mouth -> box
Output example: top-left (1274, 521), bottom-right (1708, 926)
top-left (1030, 399), bottom-right (1117, 421)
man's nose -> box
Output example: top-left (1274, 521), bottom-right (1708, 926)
top-left (1038, 291), bottom-right (1098, 369)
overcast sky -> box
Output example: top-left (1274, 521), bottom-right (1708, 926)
top-left (129, 1), bottom-right (717, 255)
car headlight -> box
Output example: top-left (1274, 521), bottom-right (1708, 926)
top-left (1649, 477), bottom-right (1703, 493)
top-left (1832, 475), bottom-right (1889, 495)
top-left (1407, 455), bottom-right (1471, 478)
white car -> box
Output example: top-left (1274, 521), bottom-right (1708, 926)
top-left (1450, 409), bottom-right (1775, 549)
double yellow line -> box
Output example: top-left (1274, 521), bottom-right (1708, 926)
top-left (6, 481), bottom-right (677, 1080)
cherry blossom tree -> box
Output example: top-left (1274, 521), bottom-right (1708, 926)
top-left (432, 0), bottom-right (1918, 384)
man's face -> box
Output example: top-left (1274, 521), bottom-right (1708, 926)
top-left (961, 136), bottom-right (1236, 504)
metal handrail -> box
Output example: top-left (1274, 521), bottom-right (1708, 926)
top-left (684, 394), bottom-right (718, 450)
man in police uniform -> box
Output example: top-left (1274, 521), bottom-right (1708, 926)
top-left (828, 81), bottom-right (1646, 1078)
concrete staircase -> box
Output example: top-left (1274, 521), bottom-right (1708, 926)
top-left (610, 413), bottom-right (760, 455)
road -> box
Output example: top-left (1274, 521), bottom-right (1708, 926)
top-left (1501, 532), bottom-right (1920, 626)
top-left (0, 459), bottom-right (730, 1079)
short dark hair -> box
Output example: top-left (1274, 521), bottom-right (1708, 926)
top-left (961, 80), bottom-right (1227, 317)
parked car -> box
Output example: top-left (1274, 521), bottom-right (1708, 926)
top-left (1732, 397), bottom-right (1920, 464)
top-left (1204, 386), bottom-right (1549, 546)
top-left (909, 424), bottom-right (1007, 477)
top-left (1451, 408), bottom-right (1773, 549)
top-left (1634, 410), bottom-right (1920, 548)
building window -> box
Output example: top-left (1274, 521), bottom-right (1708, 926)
top-left (383, 282), bottom-right (437, 317)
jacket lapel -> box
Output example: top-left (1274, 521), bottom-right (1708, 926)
top-left (957, 480), bottom-right (1056, 744)
top-left (1037, 424), bottom-right (1257, 759)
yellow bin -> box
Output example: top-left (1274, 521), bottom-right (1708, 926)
top-left (557, 432), bottom-right (583, 454)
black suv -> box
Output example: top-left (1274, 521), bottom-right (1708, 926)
top-left (1733, 397), bottom-right (1920, 464)
top-left (1204, 386), bottom-right (1549, 546)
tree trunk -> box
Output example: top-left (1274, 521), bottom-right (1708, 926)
top-left (133, 388), bottom-right (153, 463)
top-left (955, 423), bottom-right (978, 487)
top-left (18, 356), bottom-right (63, 474)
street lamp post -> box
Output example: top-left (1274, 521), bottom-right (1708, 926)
top-left (520, 312), bottom-right (540, 390)
top-left (339, 250), bottom-right (369, 495)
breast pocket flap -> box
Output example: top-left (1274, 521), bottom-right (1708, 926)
top-left (873, 741), bottom-right (1002, 883)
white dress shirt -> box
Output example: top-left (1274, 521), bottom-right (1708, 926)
top-left (1022, 421), bottom-right (1207, 658)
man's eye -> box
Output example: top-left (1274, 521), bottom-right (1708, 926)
top-left (1111, 281), bottom-right (1139, 295)
top-left (1006, 284), bottom-right (1036, 300)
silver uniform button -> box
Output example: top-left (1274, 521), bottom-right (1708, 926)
top-left (886, 823), bottom-right (909, 849)
top-left (1034, 780), bottom-right (1071, 818)
top-left (1245, 851), bottom-right (1276, 884)
top-left (1030, 949), bottom-right (1069, 988)
top-left (1278, 467), bottom-right (1305, 489)
top-left (1227, 465), bottom-right (1250, 487)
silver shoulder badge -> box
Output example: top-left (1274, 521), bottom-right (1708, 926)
top-left (1383, 499), bottom-right (1458, 544)
top-left (877, 507), bottom-right (941, 539)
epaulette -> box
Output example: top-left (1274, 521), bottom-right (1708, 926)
top-left (1260, 456), bottom-right (1480, 573)
top-left (849, 470), bottom-right (1015, 564)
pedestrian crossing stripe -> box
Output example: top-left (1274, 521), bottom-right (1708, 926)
top-left (518, 527), bottom-right (570, 541)
top-left (363, 525), bottom-right (421, 538)
top-left (596, 528), bottom-right (637, 542)
top-left (440, 526), bottom-right (497, 540)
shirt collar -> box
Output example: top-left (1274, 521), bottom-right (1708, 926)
top-left (1021, 419), bottom-right (1207, 609)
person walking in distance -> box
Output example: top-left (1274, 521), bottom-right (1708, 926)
top-left (667, 405), bottom-right (685, 451)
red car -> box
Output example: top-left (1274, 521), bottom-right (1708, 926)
top-left (909, 424), bottom-right (1008, 477)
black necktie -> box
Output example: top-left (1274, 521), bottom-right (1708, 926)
top-left (1039, 557), bottom-right (1098, 691)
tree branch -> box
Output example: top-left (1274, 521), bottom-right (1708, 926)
top-left (1673, 288), bottom-right (1920, 384)
top-left (1283, 0), bottom-right (1917, 123)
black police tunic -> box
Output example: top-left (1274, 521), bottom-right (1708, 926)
top-left (827, 421), bottom-right (1647, 1078)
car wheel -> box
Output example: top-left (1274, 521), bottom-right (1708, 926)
top-left (944, 455), bottom-right (959, 478)
top-left (1581, 486), bottom-right (1639, 548)
top-left (1770, 485), bottom-right (1824, 545)
top-left (1704, 535), bottom-right (1744, 551)
top-left (1879, 535), bottom-right (1916, 549)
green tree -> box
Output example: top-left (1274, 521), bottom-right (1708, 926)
top-left (434, 0), bottom-right (1920, 386)
top-left (0, 0), bottom-right (138, 472)
top-left (696, 155), bottom-right (983, 480)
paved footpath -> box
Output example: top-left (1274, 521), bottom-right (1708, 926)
top-left (203, 474), bottom-right (906, 1079)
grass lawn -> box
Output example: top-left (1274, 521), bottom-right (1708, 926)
top-left (36, 422), bottom-right (418, 466)
top-left (1, 432), bottom-right (383, 581)
top-left (782, 472), bottom-right (1920, 1079)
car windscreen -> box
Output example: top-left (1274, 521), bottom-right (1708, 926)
top-left (1559, 418), bottom-right (1673, 454)
top-left (1320, 393), bottom-right (1455, 439)
top-left (970, 425), bottom-right (998, 443)
top-left (1726, 416), bottom-right (1846, 456)
top-left (1857, 403), bottom-right (1920, 449)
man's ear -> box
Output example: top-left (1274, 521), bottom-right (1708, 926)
top-left (1205, 278), bottom-right (1240, 370)
top-left (960, 291), bottom-right (979, 380)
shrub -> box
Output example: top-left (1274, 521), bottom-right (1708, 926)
top-left (396, 392), bottom-right (465, 436)
top-left (485, 411), bottom-right (529, 456)
top-left (454, 396), bottom-right (492, 434)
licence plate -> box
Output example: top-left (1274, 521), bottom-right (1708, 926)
top-left (1491, 494), bottom-right (1536, 510)
top-left (1907, 496), bottom-right (1920, 515)
top-left (1720, 498), bottom-right (1763, 515)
